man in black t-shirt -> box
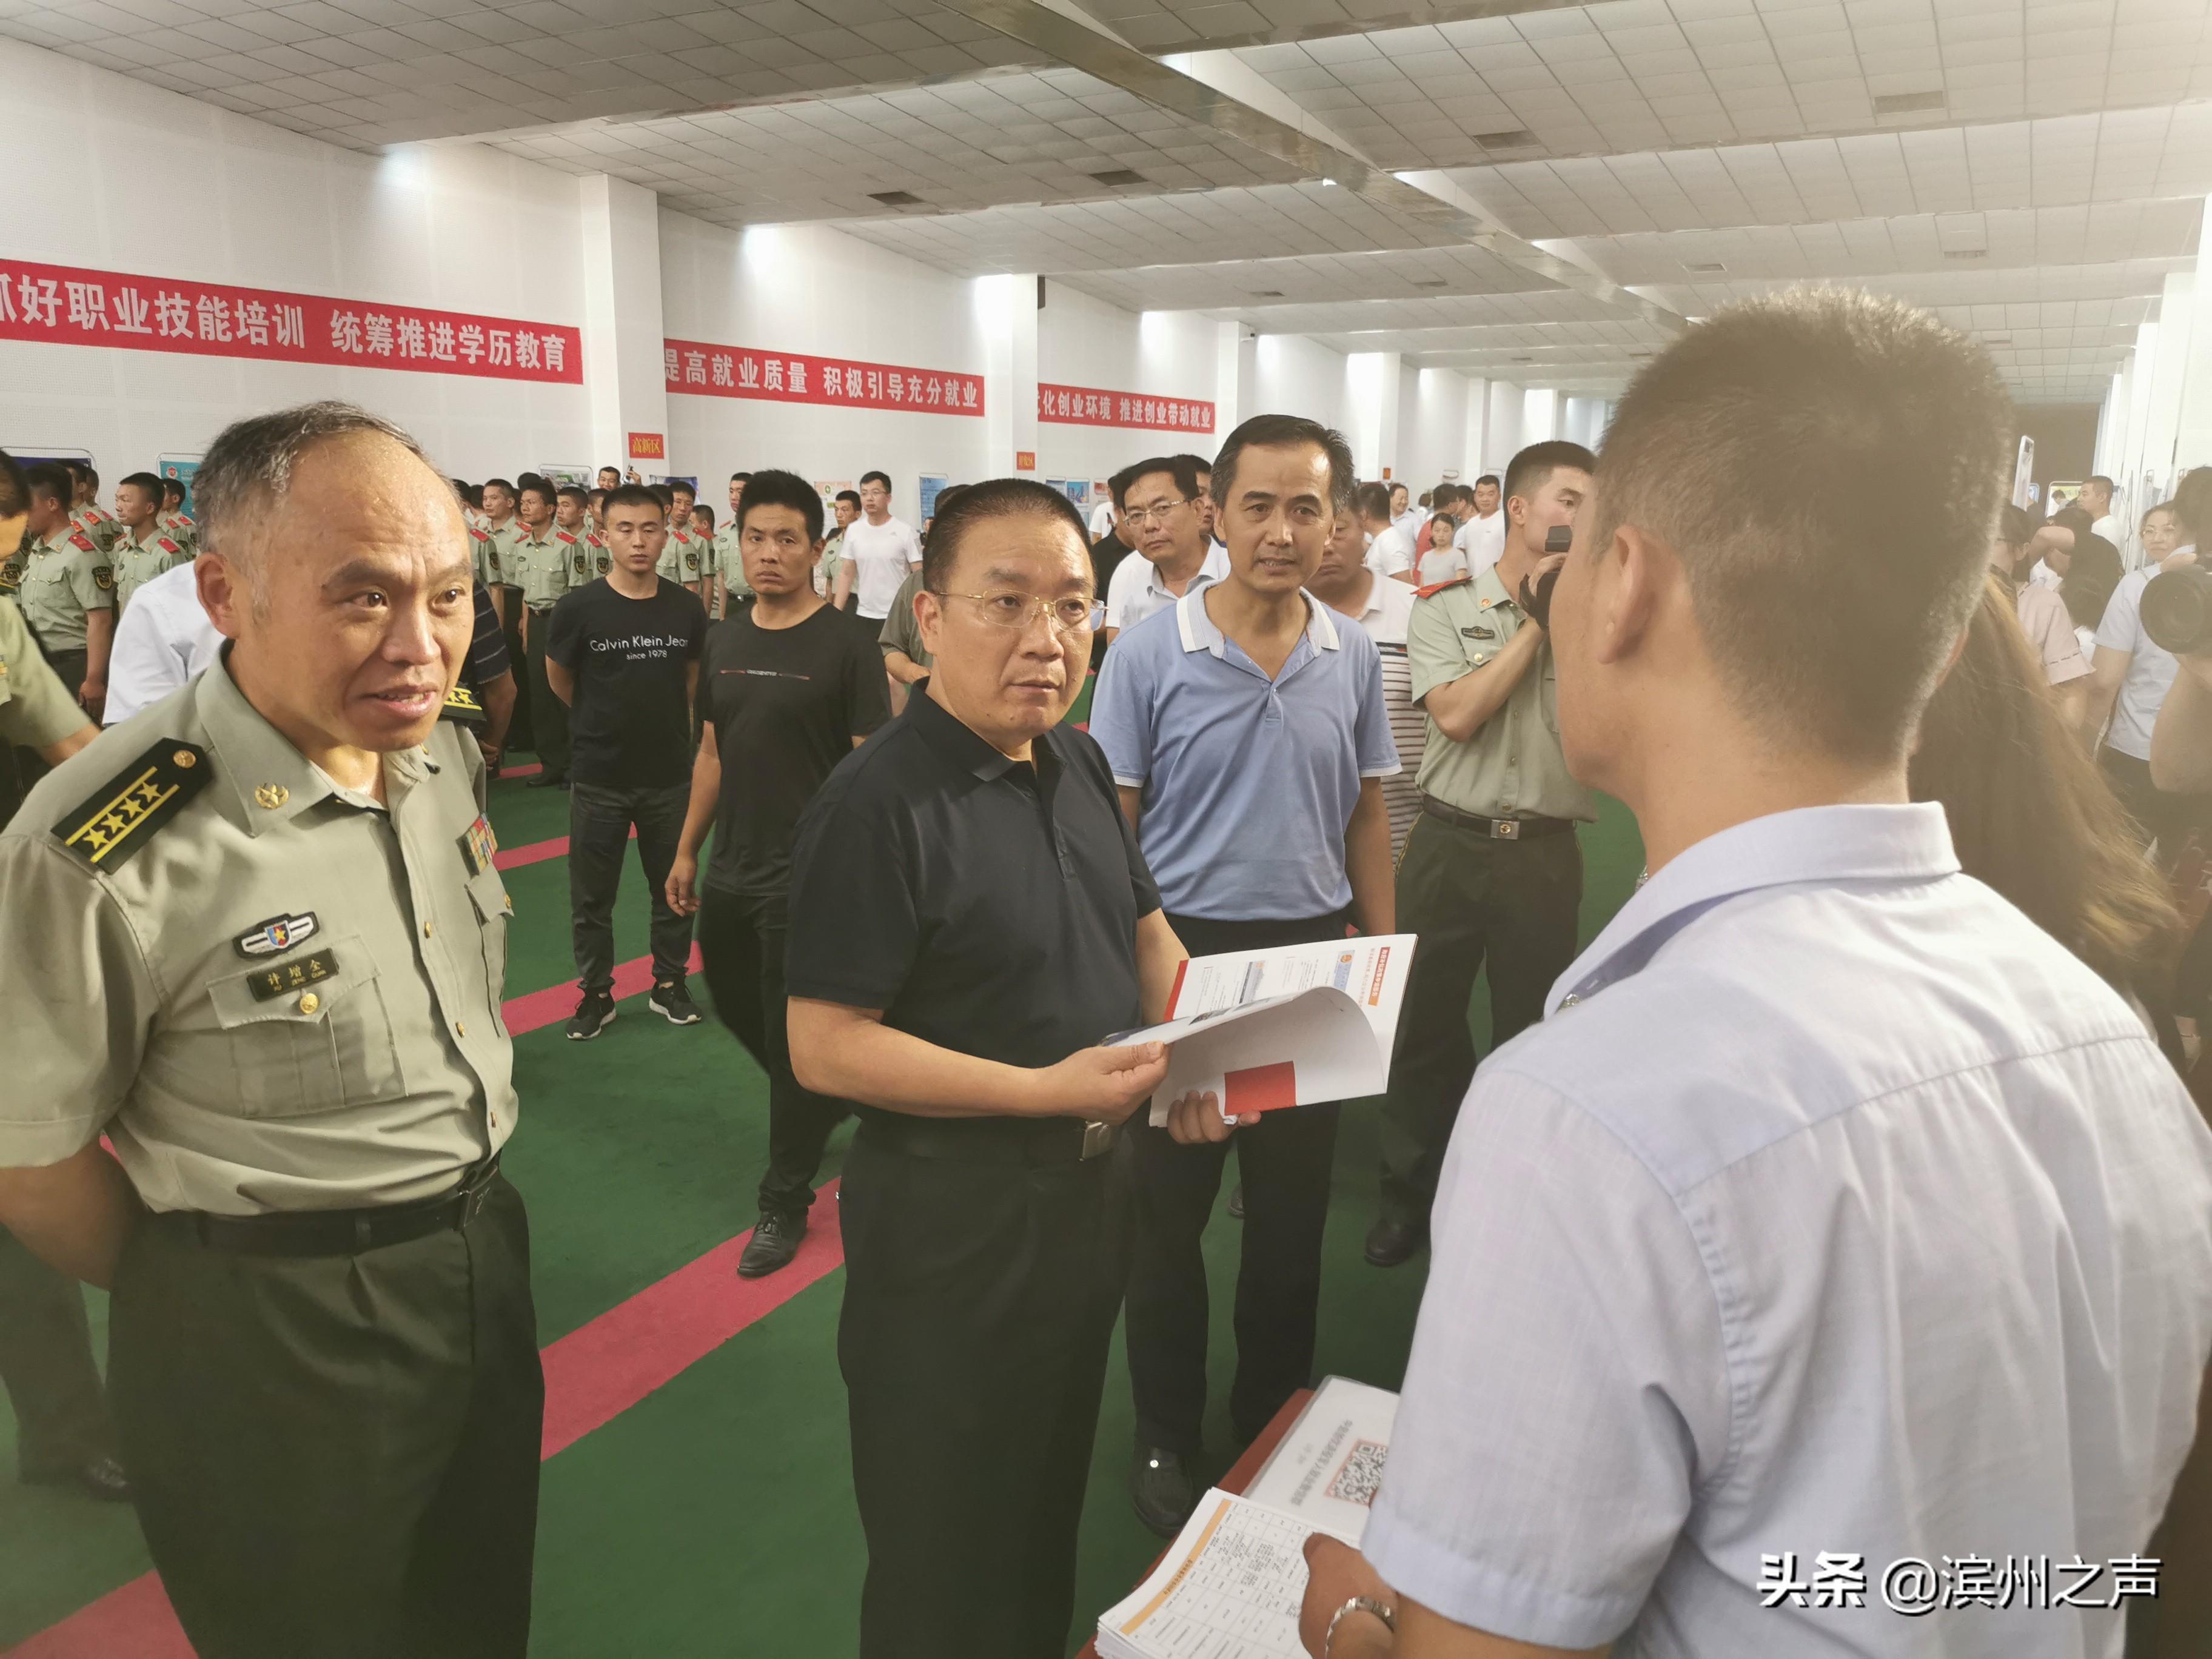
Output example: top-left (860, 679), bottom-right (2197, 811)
top-left (668, 471), bottom-right (890, 1276)
top-left (545, 484), bottom-right (708, 1037)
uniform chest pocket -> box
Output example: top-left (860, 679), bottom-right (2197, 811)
top-left (465, 865), bottom-right (513, 1033)
top-left (201, 936), bottom-right (406, 1117)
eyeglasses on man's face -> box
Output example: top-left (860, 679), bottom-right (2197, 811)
top-left (1121, 498), bottom-right (1195, 531)
top-left (934, 590), bottom-right (1104, 637)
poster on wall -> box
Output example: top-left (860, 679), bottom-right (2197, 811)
top-left (665, 338), bottom-right (984, 418)
top-left (1037, 381), bottom-right (1215, 435)
top-left (919, 474), bottom-right (950, 525)
top-left (816, 479), bottom-right (854, 511)
top-left (536, 465), bottom-right (592, 488)
top-left (0, 258), bottom-right (582, 384)
top-left (2011, 437), bottom-right (2036, 509)
top-left (158, 455), bottom-right (200, 513)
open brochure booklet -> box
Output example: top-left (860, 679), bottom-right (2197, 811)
top-left (1105, 935), bottom-right (1417, 1128)
top-left (1096, 1378), bottom-right (1400, 1659)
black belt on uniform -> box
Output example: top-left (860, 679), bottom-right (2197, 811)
top-left (863, 1113), bottom-right (1116, 1165)
top-left (1419, 796), bottom-right (1576, 840)
top-left (164, 1155), bottom-right (504, 1258)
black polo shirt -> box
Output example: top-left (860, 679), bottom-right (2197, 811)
top-left (785, 682), bottom-right (1159, 1114)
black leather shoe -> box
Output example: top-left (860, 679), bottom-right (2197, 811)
top-left (22, 1454), bottom-right (130, 1503)
top-left (1226, 1183), bottom-right (1245, 1221)
top-left (525, 771), bottom-right (566, 789)
top-left (1364, 1216), bottom-right (1426, 1268)
top-left (737, 1209), bottom-right (806, 1278)
top-left (1131, 1444), bottom-right (1202, 1538)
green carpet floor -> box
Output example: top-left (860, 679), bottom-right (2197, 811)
top-left (0, 716), bottom-right (1646, 1655)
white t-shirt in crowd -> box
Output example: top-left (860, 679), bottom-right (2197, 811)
top-left (842, 515), bottom-right (923, 620)
top-left (1088, 498), bottom-right (1117, 538)
top-left (2091, 512), bottom-right (2119, 544)
top-left (1104, 542), bottom-right (1228, 635)
top-left (1455, 509), bottom-right (1507, 577)
top-left (2096, 561), bottom-right (2183, 760)
top-left (1366, 523), bottom-right (1416, 580)
top-left (2027, 558), bottom-right (2061, 590)
top-left (1331, 572), bottom-right (1422, 855)
top-left (1393, 508), bottom-right (1427, 543)
top-left (103, 559), bottom-right (223, 725)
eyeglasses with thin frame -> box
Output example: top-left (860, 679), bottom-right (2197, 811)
top-left (932, 590), bottom-right (1104, 637)
top-left (1121, 498), bottom-right (1196, 530)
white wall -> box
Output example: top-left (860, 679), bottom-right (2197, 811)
top-left (1252, 333), bottom-right (1349, 434)
top-left (1484, 380), bottom-right (1524, 472)
top-left (1400, 367), bottom-right (1470, 492)
top-left (1035, 283), bottom-right (1224, 487)
top-left (657, 214), bottom-right (993, 509)
top-left (0, 38), bottom-right (594, 480)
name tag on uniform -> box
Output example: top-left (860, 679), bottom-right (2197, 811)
top-left (247, 949), bottom-right (338, 1001)
top-left (459, 813), bottom-right (499, 876)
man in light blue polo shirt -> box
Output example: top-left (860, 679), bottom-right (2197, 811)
top-left (1280, 292), bottom-right (2212, 1659)
top-left (1090, 413), bottom-right (1398, 1540)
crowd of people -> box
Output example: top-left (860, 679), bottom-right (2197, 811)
top-left (1, 283), bottom-right (2210, 1659)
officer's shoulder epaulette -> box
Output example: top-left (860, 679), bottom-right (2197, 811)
top-left (156, 537), bottom-right (180, 555)
top-left (68, 531), bottom-right (96, 553)
top-left (469, 525), bottom-right (489, 542)
top-left (441, 683), bottom-right (486, 726)
top-left (1413, 575), bottom-right (1470, 600)
top-left (555, 530), bottom-right (576, 543)
top-left (52, 739), bottom-right (211, 871)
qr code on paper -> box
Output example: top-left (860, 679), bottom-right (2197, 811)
top-left (1327, 1439), bottom-right (1388, 1507)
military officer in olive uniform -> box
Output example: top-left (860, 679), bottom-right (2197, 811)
top-left (655, 484), bottom-right (708, 597)
top-left (1367, 440), bottom-right (1598, 1269)
top-left (16, 461), bottom-right (115, 717)
top-left (112, 471), bottom-right (189, 614)
top-left (711, 513), bottom-right (752, 616)
top-left (0, 403), bottom-right (543, 1659)
top-left (0, 477), bottom-right (130, 1504)
top-left (511, 479), bottom-right (572, 789)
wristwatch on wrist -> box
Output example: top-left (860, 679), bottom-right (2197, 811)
top-left (1324, 1593), bottom-right (1396, 1658)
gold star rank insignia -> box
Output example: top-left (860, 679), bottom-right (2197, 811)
top-left (52, 740), bottom-right (211, 870)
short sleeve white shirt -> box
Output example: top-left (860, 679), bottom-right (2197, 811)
top-left (842, 515), bottom-right (923, 620)
top-left (1365, 523), bottom-right (1416, 579)
top-left (1364, 803), bottom-right (2212, 1658)
top-left (2094, 567), bottom-right (2178, 760)
top-left (102, 559), bottom-right (223, 726)
top-left (1454, 510), bottom-right (1508, 577)
top-left (1104, 542), bottom-right (1228, 634)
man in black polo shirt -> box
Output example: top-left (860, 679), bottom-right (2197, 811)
top-left (545, 483), bottom-right (708, 1037)
top-left (668, 470), bottom-right (889, 1278)
top-left (785, 479), bottom-right (1212, 1659)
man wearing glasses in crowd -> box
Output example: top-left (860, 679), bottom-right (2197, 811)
top-left (1102, 455), bottom-right (1228, 644)
top-left (783, 478), bottom-right (1219, 1658)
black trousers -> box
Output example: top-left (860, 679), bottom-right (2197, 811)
top-left (0, 1226), bottom-right (115, 1476)
top-left (109, 1178), bottom-right (543, 1659)
top-left (2101, 745), bottom-right (2212, 867)
top-left (524, 607), bottom-right (569, 779)
top-left (697, 888), bottom-right (845, 1216)
top-left (568, 780), bottom-right (692, 993)
top-left (1126, 908), bottom-right (1352, 1454)
top-left (497, 588), bottom-right (531, 752)
top-left (1377, 814), bottom-right (1583, 1227)
top-left (840, 1122), bottom-right (1131, 1659)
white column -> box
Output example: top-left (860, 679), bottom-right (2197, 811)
top-left (2176, 196), bottom-right (2212, 475)
top-left (1213, 320), bottom-right (1244, 444)
top-left (2120, 320), bottom-right (2160, 520)
top-left (1460, 375), bottom-right (1488, 480)
top-left (1484, 380), bottom-right (1521, 470)
top-left (975, 273), bottom-right (1039, 477)
top-left (578, 174), bottom-right (668, 475)
top-left (1521, 386), bottom-right (1558, 447)
top-left (1344, 351), bottom-right (1401, 480)
top-left (2140, 273), bottom-right (2194, 507)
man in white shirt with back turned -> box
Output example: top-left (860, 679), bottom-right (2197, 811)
top-left (1272, 290), bottom-right (2212, 1659)
top-left (839, 470), bottom-right (923, 622)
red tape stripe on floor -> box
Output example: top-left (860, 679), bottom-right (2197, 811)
top-left (492, 825), bottom-right (634, 873)
top-left (3, 1188), bottom-right (846, 1658)
top-left (499, 942), bottom-right (705, 1036)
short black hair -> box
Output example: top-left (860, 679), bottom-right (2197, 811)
top-left (730, 471), bottom-right (751, 484)
top-left (64, 460), bottom-right (95, 489)
top-left (669, 478), bottom-right (695, 500)
top-left (1502, 441), bottom-right (1594, 509)
top-left (920, 477), bottom-right (1087, 593)
top-left (463, 483), bottom-right (484, 510)
top-left (24, 461), bottom-right (72, 508)
top-left (737, 468), bottom-right (825, 543)
top-left (602, 483), bottom-right (666, 519)
top-left (2087, 474), bottom-right (2114, 492)
top-left (1175, 453), bottom-right (1213, 478)
top-left (2174, 467), bottom-right (2212, 543)
top-left (161, 477), bottom-right (186, 505)
top-left (556, 484), bottom-right (588, 508)
top-left (600, 464), bottom-right (623, 477)
top-left (118, 471), bottom-right (164, 504)
top-left (650, 483), bottom-right (674, 510)
top-left (860, 469), bottom-right (891, 492)
top-left (516, 471), bottom-right (551, 499)
top-left (483, 476), bottom-right (515, 496)
top-left (1114, 456), bottom-right (1201, 513)
top-left (1212, 414), bottom-right (1353, 512)
top-left (0, 451), bottom-right (29, 519)
top-left (1353, 481), bottom-right (1392, 522)
top-left (1475, 472), bottom-right (1501, 489)
top-left (691, 503), bottom-right (716, 529)
top-left (835, 489), bottom-right (862, 509)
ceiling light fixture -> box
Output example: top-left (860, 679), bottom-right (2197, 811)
top-left (1472, 129), bottom-right (1539, 149)
top-left (1089, 168), bottom-right (1146, 186)
top-left (1872, 90), bottom-right (1946, 116)
top-left (867, 190), bottom-right (925, 207)
top-left (1686, 261), bottom-right (1726, 273)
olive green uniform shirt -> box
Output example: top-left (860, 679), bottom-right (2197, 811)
top-left (508, 525), bottom-right (572, 611)
top-left (469, 525), bottom-right (502, 587)
top-left (712, 526), bottom-right (752, 604)
top-left (877, 567), bottom-right (931, 671)
top-left (817, 528), bottom-right (845, 598)
top-left (656, 526), bottom-right (708, 588)
top-left (16, 529), bottom-right (114, 652)
top-left (0, 656), bottom-right (518, 1214)
top-left (0, 596), bottom-right (87, 749)
top-left (1407, 568), bottom-right (1595, 823)
top-left (114, 528), bottom-right (189, 612)
top-left (484, 518), bottom-right (526, 589)
top-left (72, 506), bottom-right (122, 554)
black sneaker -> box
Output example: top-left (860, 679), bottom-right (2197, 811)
top-left (1130, 1444), bottom-right (1203, 1538)
top-left (566, 990), bottom-right (617, 1041)
top-left (649, 979), bottom-right (703, 1025)
top-left (1227, 1182), bottom-right (1245, 1221)
top-left (737, 1208), bottom-right (806, 1278)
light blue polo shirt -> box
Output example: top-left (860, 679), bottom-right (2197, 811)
top-left (1088, 586), bottom-right (1399, 922)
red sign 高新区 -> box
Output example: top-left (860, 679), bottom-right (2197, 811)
top-left (1037, 383), bottom-right (1213, 434)
top-left (0, 258), bottom-right (581, 384)
top-left (1015, 451), bottom-right (1036, 472)
top-left (663, 338), bottom-right (984, 417)
top-left (628, 432), bottom-right (665, 461)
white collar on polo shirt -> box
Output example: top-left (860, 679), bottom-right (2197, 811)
top-left (1174, 583), bottom-right (1341, 658)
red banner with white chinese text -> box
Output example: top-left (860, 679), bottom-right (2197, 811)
top-left (663, 337), bottom-right (984, 417)
top-left (1037, 381), bottom-right (1213, 434)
